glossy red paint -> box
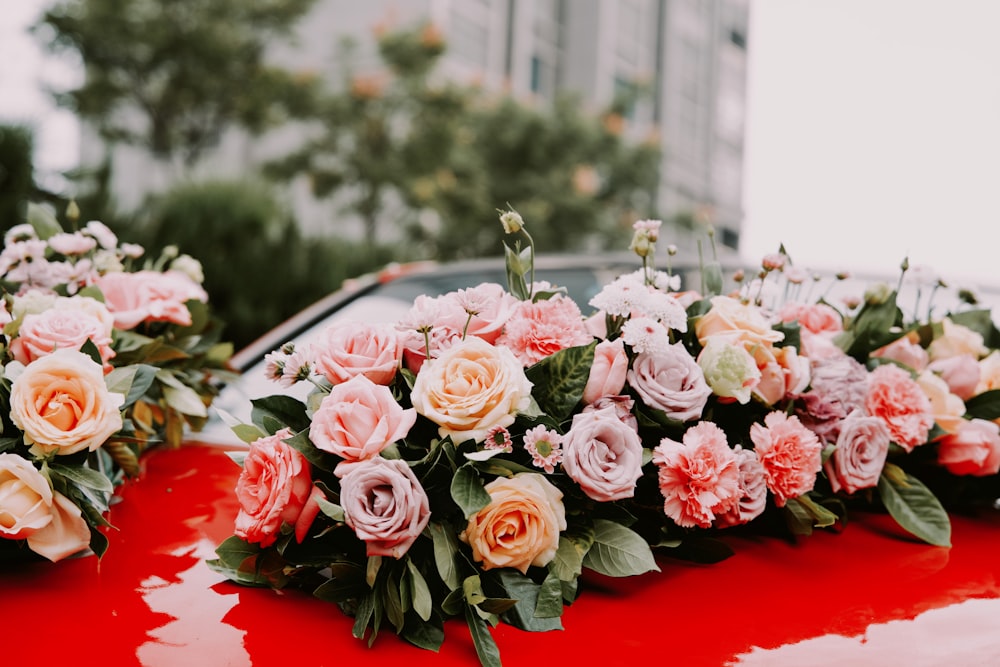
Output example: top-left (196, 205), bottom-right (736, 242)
top-left (4, 444), bottom-right (1000, 666)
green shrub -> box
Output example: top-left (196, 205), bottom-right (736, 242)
top-left (0, 125), bottom-right (36, 228)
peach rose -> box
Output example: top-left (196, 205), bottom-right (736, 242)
top-left (977, 350), bottom-right (1000, 393)
top-left (865, 364), bottom-right (934, 452)
top-left (340, 457), bottom-right (431, 558)
top-left (937, 418), bottom-right (1000, 476)
top-left (309, 375), bottom-right (417, 476)
top-left (562, 407), bottom-right (644, 502)
top-left (9, 297), bottom-right (116, 368)
top-left (916, 370), bottom-right (966, 434)
top-left (753, 345), bottom-right (811, 406)
top-left (235, 428), bottom-right (323, 548)
top-left (9, 349), bottom-right (125, 456)
top-left (927, 318), bottom-right (988, 361)
top-left (928, 354), bottom-right (981, 401)
top-left (824, 410), bottom-right (891, 494)
top-left (582, 338), bottom-right (629, 404)
top-left (694, 295), bottom-right (785, 348)
top-left (313, 322), bottom-right (403, 386)
top-left (627, 344), bottom-right (711, 421)
top-left (461, 473), bottom-right (566, 574)
top-left (0, 453), bottom-right (91, 561)
top-left (410, 336), bottom-right (532, 444)
top-left (653, 421), bottom-right (740, 528)
top-left (750, 411), bottom-right (823, 506)
top-left (872, 333), bottom-right (929, 372)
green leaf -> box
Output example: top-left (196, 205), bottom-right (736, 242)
top-left (450, 464), bottom-right (490, 519)
top-left (464, 605), bottom-right (502, 667)
top-left (782, 497), bottom-right (814, 537)
top-left (525, 341), bottom-right (596, 423)
top-left (49, 463), bottom-right (114, 494)
top-left (89, 527), bottom-right (109, 559)
top-left (789, 494), bottom-right (839, 528)
top-left (213, 535), bottom-right (261, 570)
top-left (251, 395), bottom-right (310, 432)
top-left (534, 571), bottom-right (564, 619)
top-left (550, 535), bottom-right (586, 581)
top-left (878, 465), bottom-right (952, 547)
top-left (27, 202), bottom-right (62, 239)
top-left (162, 382), bottom-right (208, 418)
top-left (105, 364), bottom-right (158, 410)
top-left (352, 591), bottom-right (376, 642)
top-left (582, 519), bottom-right (660, 577)
top-left (494, 569), bottom-right (563, 632)
top-left (836, 291), bottom-right (904, 358)
top-left (316, 497), bottom-right (345, 522)
top-left (661, 536), bottom-right (735, 564)
top-left (231, 423), bottom-right (267, 444)
top-left (401, 617), bottom-right (445, 652)
top-left (964, 389), bottom-right (1000, 421)
top-left (429, 522), bottom-right (460, 590)
top-left (406, 558), bottom-right (433, 622)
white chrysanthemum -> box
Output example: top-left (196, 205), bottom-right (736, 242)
top-left (589, 275), bottom-right (646, 318)
top-left (621, 317), bottom-right (672, 355)
top-left (641, 290), bottom-right (688, 332)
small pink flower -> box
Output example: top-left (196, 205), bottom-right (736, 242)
top-left (497, 294), bottom-right (592, 366)
top-left (750, 411), bottom-right (823, 507)
top-left (761, 253), bottom-right (786, 271)
top-left (522, 425), bottom-right (564, 473)
top-left (48, 232), bottom-right (97, 256)
top-left (937, 419), bottom-right (1000, 477)
top-left (653, 421), bottom-right (741, 528)
top-left (484, 425), bottom-right (513, 453)
top-left (865, 364), bottom-right (934, 452)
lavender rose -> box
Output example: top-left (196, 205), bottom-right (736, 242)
top-left (627, 344), bottom-right (711, 421)
top-left (340, 457), bottom-right (431, 558)
top-left (562, 406), bottom-right (644, 502)
top-left (824, 409), bottom-right (891, 494)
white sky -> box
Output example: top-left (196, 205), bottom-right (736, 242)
top-left (3, 1), bottom-right (1000, 287)
top-left (742, 0), bottom-right (1000, 287)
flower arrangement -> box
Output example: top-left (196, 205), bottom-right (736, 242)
top-left (0, 203), bottom-right (233, 562)
top-left (210, 211), bottom-right (1000, 666)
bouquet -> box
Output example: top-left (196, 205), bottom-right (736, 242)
top-left (0, 202), bottom-right (233, 562)
top-left (210, 211), bottom-right (1000, 666)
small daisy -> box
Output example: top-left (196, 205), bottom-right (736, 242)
top-left (523, 425), bottom-right (564, 474)
top-left (640, 290), bottom-right (688, 332)
top-left (621, 316), bottom-right (672, 355)
top-left (263, 350), bottom-right (287, 383)
top-left (589, 275), bottom-right (645, 318)
top-left (280, 347), bottom-right (314, 387)
top-left (484, 425), bottom-right (513, 453)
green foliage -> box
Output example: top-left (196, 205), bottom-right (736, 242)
top-left (265, 23), bottom-right (661, 258)
top-left (0, 125), bottom-right (38, 228)
top-left (131, 179), bottom-right (397, 349)
top-left (878, 463), bottom-right (952, 547)
top-left (37, 0), bottom-right (320, 166)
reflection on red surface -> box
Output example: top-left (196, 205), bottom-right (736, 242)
top-left (3, 444), bottom-right (1000, 666)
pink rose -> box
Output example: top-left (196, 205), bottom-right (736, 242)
top-left (928, 318), bottom-right (988, 361)
top-left (309, 375), bottom-right (417, 476)
top-left (96, 270), bottom-right (207, 329)
top-left (977, 351), bottom-right (1000, 393)
top-left (582, 395), bottom-right (638, 431)
top-left (0, 453), bottom-right (91, 562)
top-left (865, 364), bottom-right (934, 452)
top-left (753, 345), bottom-right (810, 406)
top-left (461, 473), bottom-right (566, 574)
top-left (313, 322), bottom-right (403, 386)
top-left (750, 411), bottom-right (823, 506)
top-left (653, 421), bottom-right (740, 528)
top-left (777, 302), bottom-right (843, 335)
top-left (410, 336), bottom-right (532, 444)
top-left (916, 370), bottom-right (966, 434)
top-left (9, 349), bottom-right (125, 456)
top-left (872, 334), bottom-right (929, 372)
top-left (340, 457), bottom-right (431, 558)
top-left (9, 298), bottom-right (116, 368)
top-left (627, 344), bottom-right (711, 422)
top-left (582, 338), bottom-right (629, 404)
top-left (714, 445), bottom-right (768, 528)
top-left (496, 294), bottom-right (592, 366)
top-left (824, 410), bottom-right (891, 494)
top-left (235, 428), bottom-right (323, 548)
top-left (562, 407), bottom-right (644, 502)
top-left (928, 354), bottom-right (981, 401)
top-left (937, 419), bottom-right (1000, 476)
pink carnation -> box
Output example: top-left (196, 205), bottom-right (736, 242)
top-left (750, 411), bottom-right (823, 507)
top-left (497, 294), bottom-right (592, 366)
top-left (653, 421), bottom-right (741, 528)
top-left (865, 364), bottom-right (934, 452)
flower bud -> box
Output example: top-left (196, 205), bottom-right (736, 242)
top-left (499, 210), bottom-right (524, 234)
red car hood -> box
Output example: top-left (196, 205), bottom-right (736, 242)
top-left (4, 443), bottom-right (1000, 666)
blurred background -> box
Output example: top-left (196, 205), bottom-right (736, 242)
top-left (2, 0), bottom-right (998, 348)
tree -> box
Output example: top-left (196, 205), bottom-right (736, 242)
top-left (35, 0), bottom-right (319, 169)
top-left (266, 24), bottom-right (661, 259)
top-left (0, 125), bottom-right (39, 227)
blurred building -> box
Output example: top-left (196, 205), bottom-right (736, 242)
top-left (88, 0), bottom-right (749, 252)
top-left (285, 0), bottom-right (750, 251)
